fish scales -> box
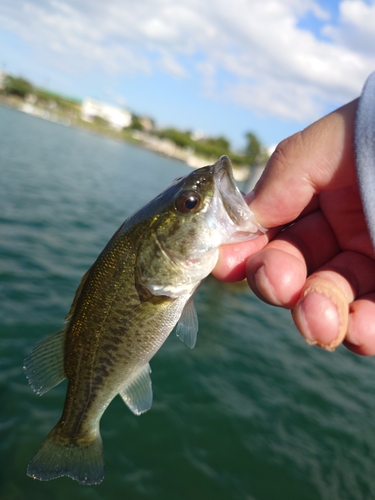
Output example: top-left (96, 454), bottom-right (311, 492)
top-left (24, 156), bottom-right (264, 485)
top-left (61, 230), bottom-right (183, 438)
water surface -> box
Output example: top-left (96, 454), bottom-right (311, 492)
top-left (1, 106), bottom-right (375, 500)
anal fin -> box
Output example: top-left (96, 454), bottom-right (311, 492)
top-left (119, 363), bottom-right (152, 416)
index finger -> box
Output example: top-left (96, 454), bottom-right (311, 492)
top-left (250, 99), bottom-right (358, 228)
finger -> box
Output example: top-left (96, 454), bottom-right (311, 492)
top-left (246, 210), bottom-right (340, 307)
top-left (292, 277), bottom-right (349, 351)
top-left (346, 294), bottom-right (375, 356)
top-left (247, 247), bottom-right (307, 308)
top-left (249, 99), bottom-right (358, 228)
top-left (213, 228), bottom-right (279, 282)
top-left (319, 185), bottom-right (374, 259)
top-left (292, 251), bottom-right (375, 351)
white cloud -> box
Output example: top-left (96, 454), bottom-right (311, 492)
top-left (0, 0), bottom-right (374, 121)
top-left (323, 0), bottom-right (375, 56)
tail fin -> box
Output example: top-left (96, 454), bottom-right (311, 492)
top-left (27, 426), bottom-right (104, 485)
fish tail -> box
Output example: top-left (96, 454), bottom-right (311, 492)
top-left (27, 425), bottom-right (104, 485)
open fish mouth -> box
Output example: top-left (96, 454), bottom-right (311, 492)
top-left (212, 156), bottom-right (264, 240)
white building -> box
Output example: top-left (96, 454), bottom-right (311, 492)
top-left (81, 98), bottom-right (131, 131)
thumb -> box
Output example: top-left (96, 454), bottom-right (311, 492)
top-left (248, 99), bottom-right (358, 229)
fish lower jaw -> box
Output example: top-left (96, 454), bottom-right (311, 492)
top-left (146, 281), bottom-right (199, 298)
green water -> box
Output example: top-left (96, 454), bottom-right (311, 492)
top-left (1, 105), bottom-right (375, 500)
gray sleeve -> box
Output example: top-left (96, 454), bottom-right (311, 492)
top-left (354, 71), bottom-right (375, 249)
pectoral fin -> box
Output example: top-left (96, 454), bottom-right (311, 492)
top-left (175, 297), bottom-right (198, 349)
top-left (119, 363), bottom-right (152, 415)
top-left (24, 329), bottom-right (67, 396)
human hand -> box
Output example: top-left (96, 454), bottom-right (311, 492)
top-left (213, 99), bottom-right (375, 355)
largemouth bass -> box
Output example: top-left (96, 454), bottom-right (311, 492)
top-left (24, 156), bottom-right (263, 485)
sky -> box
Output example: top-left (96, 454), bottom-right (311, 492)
top-left (1, 0), bottom-right (375, 150)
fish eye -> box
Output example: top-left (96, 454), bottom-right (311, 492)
top-left (175, 191), bottom-right (201, 214)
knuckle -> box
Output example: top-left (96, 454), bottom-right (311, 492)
top-left (270, 132), bottom-right (304, 172)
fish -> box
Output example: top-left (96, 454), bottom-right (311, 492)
top-left (24, 155), bottom-right (264, 485)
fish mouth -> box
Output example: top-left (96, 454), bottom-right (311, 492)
top-left (212, 155), bottom-right (265, 241)
top-left (212, 155), bottom-right (236, 181)
top-left (213, 156), bottom-right (250, 225)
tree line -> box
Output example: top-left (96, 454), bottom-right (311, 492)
top-left (2, 74), bottom-right (269, 167)
top-left (155, 127), bottom-right (268, 167)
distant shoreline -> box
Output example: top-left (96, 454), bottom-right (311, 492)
top-left (0, 95), bottom-right (251, 182)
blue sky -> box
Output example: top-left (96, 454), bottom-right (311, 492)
top-left (1, 0), bottom-right (375, 150)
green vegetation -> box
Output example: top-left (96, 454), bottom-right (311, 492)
top-left (127, 113), bottom-right (145, 131)
top-left (129, 114), bottom-right (143, 131)
top-left (34, 88), bottom-right (81, 113)
top-left (156, 127), bottom-right (229, 159)
top-left (3, 75), bottom-right (34, 98)
top-left (1, 74), bottom-right (81, 122)
top-left (93, 115), bottom-right (109, 128)
top-left (243, 132), bottom-right (269, 166)
top-left (0, 72), bottom-right (269, 170)
top-left (156, 127), bottom-right (268, 167)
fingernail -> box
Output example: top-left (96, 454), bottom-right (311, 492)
top-left (292, 278), bottom-right (348, 351)
top-left (294, 293), bottom-right (339, 348)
